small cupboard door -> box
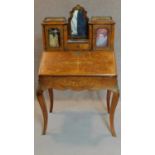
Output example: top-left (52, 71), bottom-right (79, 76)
top-left (44, 25), bottom-right (64, 51)
top-left (93, 25), bottom-right (114, 51)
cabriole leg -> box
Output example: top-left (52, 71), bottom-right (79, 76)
top-left (48, 89), bottom-right (53, 113)
top-left (109, 90), bottom-right (119, 137)
top-left (36, 89), bottom-right (48, 135)
top-left (106, 90), bottom-right (112, 113)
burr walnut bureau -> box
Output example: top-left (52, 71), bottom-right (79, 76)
top-left (36, 5), bottom-right (120, 137)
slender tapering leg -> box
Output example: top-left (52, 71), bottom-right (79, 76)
top-left (106, 90), bottom-right (112, 113)
top-left (109, 90), bottom-right (119, 137)
top-left (36, 89), bottom-right (48, 135)
top-left (48, 89), bottom-right (53, 113)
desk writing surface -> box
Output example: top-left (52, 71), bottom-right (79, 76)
top-left (39, 51), bottom-right (117, 76)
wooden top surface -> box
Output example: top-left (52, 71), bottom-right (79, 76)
top-left (42, 17), bottom-right (66, 25)
top-left (39, 51), bottom-right (117, 76)
top-left (90, 16), bottom-right (115, 25)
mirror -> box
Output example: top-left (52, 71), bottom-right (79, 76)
top-left (69, 5), bottom-right (89, 39)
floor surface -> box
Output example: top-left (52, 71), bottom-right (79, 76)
top-left (34, 90), bottom-right (121, 155)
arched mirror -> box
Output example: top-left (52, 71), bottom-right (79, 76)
top-left (68, 5), bottom-right (89, 39)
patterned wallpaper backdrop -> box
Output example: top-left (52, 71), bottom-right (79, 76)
top-left (34, 0), bottom-right (121, 99)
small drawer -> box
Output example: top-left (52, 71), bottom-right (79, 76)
top-left (66, 43), bottom-right (90, 50)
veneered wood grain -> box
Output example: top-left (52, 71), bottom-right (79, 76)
top-left (39, 76), bottom-right (117, 91)
top-left (39, 51), bottom-right (117, 76)
top-left (37, 5), bottom-right (119, 136)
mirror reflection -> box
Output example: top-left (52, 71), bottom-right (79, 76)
top-left (70, 9), bottom-right (88, 39)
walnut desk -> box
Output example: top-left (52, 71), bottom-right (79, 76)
top-left (36, 50), bottom-right (119, 137)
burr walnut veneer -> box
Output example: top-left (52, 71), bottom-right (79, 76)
top-left (36, 5), bottom-right (119, 137)
top-left (37, 51), bottom-right (119, 137)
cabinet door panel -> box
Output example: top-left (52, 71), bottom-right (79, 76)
top-left (93, 25), bottom-right (114, 51)
top-left (44, 25), bottom-right (64, 51)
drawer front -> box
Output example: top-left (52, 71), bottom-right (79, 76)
top-left (65, 43), bottom-right (90, 50)
top-left (43, 25), bottom-right (64, 51)
top-left (39, 76), bottom-right (117, 91)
